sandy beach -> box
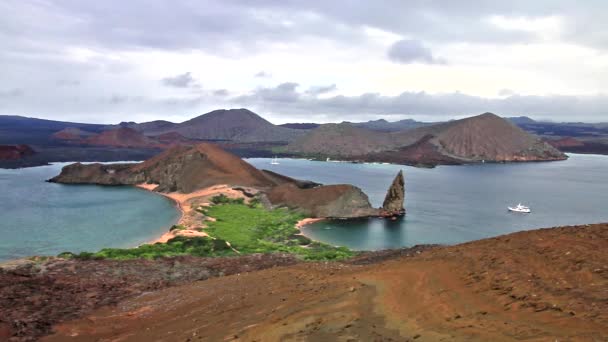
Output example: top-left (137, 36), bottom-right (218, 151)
top-left (136, 183), bottom-right (324, 245)
top-left (295, 217), bottom-right (324, 230)
top-left (135, 183), bottom-right (245, 244)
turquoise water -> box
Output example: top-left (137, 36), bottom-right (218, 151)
top-left (0, 163), bottom-right (180, 261)
top-left (248, 154), bottom-right (608, 250)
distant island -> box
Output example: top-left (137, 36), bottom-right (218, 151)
top-left (0, 109), bottom-right (586, 169)
top-left (2, 143), bottom-right (607, 340)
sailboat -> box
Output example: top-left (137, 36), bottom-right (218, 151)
top-left (270, 156), bottom-right (280, 165)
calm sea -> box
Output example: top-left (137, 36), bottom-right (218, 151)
top-left (0, 162), bottom-right (180, 261)
top-left (247, 154), bottom-right (608, 250)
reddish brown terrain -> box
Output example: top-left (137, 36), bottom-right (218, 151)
top-left (286, 113), bottom-right (566, 165)
top-left (51, 128), bottom-right (95, 141)
top-left (2, 224), bottom-right (606, 341)
top-left (0, 145), bottom-right (35, 160)
top-left (84, 127), bottom-right (161, 148)
top-left (547, 137), bottom-right (585, 148)
top-left (52, 127), bottom-right (198, 150)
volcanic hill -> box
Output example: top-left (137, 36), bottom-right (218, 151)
top-left (131, 108), bottom-right (305, 143)
top-left (50, 143), bottom-right (402, 218)
top-left (286, 112), bottom-right (566, 165)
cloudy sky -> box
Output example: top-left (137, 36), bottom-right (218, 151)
top-left (1, 0), bottom-right (607, 124)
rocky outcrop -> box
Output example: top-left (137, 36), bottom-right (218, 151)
top-left (48, 162), bottom-right (144, 185)
top-left (49, 144), bottom-right (278, 192)
top-left (381, 171), bottom-right (405, 216)
top-left (265, 183), bottom-right (379, 218)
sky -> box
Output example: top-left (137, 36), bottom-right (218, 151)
top-left (1, 0), bottom-right (607, 124)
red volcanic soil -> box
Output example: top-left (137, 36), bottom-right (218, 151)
top-left (547, 137), bottom-right (585, 148)
top-left (130, 143), bottom-right (278, 192)
top-left (85, 127), bottom-right (160, 148)
top-left (51, 128), bottom-right (95, 141)
top-left (0, 223), bottom-right (600, 341)
top-left (0, 145), bottom-right (35, 160)
top-left (154, 131), bottom-right (195, 146)
top-left (360, 134), bottom-right (462, 166)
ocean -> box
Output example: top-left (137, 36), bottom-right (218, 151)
top-left (247, 154), bottom-right (608, 250)
top-left (1, 154), bottom-right (607, 261)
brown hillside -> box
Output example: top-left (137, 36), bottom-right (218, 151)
top-left (149, 108), bottom-right (305, 143)
top-left (547, 137), bottom-right (585, 148)
top-left (266, 183), bottom-right (378, 218)
top-left (0, 145), bottom-right (35, 160)
top-left (52, 127), bottom-right (96, 141)
top-left (85, 127), bottom-right (159, 148)
top-left (288, 113), bottom-right (566, 164)
top-left (32, 223), bottom-right (608, 341)
top-left (49, 143), bottom-right (279, 192)
top-left (286, 123), bottom-right (396, 157)
top-left (423, 113), bottom-right (566, 161)
top-left (130, 143), bottom-right (278, 192)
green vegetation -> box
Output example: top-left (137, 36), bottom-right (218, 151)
top-left (58, 195), bottom-right (354, 261)
top-left (204, 201), bottom-right (354, 260)
top-left (210, 194), bottom-right (244, 205)
top-left (169, 224), bottom-right (187, 231)
top-left (59, 236), bottom-right (235, 260)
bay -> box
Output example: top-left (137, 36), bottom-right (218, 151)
top-left (247, 154), bottom-right (608, 250)
top-left (0, 163), bottom-right (180, 261)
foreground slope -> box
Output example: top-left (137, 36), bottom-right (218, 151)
top-left (24, 223), bottom-right (607, 341)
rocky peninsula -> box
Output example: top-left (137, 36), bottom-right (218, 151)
top-left (49, 143), bottom-right (405, 220)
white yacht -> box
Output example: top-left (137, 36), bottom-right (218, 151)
top-left (508, 203), bottom-right (531, 213)
top-left (270, 156), bottom-right (280, 165)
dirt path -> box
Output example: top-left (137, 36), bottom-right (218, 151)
top-left (43, 224), bottom-right (608, 341)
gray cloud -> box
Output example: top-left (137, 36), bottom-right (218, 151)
top-left (387, 39), bottom-right (446, 64)
top-left (254, 71), bottom-right (272, 78)
top-left (306, 84), bottom-right (337, 95)
top-left (213, 89), bottom-right (229, 96)
top-left (3, 0), bottom-right (607, 59)
top-left (1, 1), bottom-right (607, 124)
top-left (161, 72), bottom-right (197, 88)
top-left (230, 83), bottom-right (608, 122)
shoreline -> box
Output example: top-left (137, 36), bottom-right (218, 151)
top-left (134, 184), bottom-right (245, 244)
top-left (137, 183), bottom-right (327, 246)
top-left (295, 217), bottom-right (325, 231)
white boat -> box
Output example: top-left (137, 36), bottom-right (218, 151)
top-left (508, 203), bottom-right (531, 213)
top-left (270, 157), bottom-right (280, 165)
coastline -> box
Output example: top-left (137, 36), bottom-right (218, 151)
top-left (137, 183), bottom-right (327, 246)
top-left (134, 184), bottom-right (244, 244)
top-left (295, 217), bottom-right (325, 230)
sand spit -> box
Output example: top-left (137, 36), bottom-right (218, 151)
top-left (135, 183), bottom-right (246, 244)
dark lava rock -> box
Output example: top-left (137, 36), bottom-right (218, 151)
top-left (381, 170), bottom-right (405, 216)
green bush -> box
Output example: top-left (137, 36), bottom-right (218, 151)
top-left (67, 236), bottom-right (235, 260)
top-left (210, 194), bottom-right (244, 205)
